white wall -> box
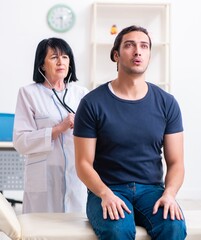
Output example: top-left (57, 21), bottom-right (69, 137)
top-left (1, 0), bottom-right (201, 199)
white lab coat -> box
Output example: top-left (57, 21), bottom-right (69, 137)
top-left (13, 82), bottom-right (89, 213)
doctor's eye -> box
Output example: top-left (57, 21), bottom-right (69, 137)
top-left (62, 55), bottom-right (69, 59)
top-left (51, 55), bottom-right (58, 59)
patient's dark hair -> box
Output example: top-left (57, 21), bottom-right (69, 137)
top-left (110, 25), bottom-right (152, 62)
top-left (33, 37), bottom-right (78, 83)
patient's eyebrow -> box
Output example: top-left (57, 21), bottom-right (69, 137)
top-left (123, 40), bottom-right (149, 45)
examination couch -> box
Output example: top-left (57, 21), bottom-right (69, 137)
top-left (0, 193), bottom-right (200, 240)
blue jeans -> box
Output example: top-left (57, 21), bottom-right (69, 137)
top-left (87, 183), bottom-right (187, 240)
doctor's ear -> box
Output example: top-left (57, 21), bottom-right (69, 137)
top-left (41, 65), bottom-right (45, 71)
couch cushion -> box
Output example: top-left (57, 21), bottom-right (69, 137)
top-left (135, 226), bottom-right (151, 240)
top-left (18, 212), bottom-right (150, 240)
top-left (18, 213), bottom-right (97, 240)
top-left (0, 193), bottom-right (21, 240)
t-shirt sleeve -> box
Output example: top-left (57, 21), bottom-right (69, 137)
top-left (73, 98), bottom-right (97, 138)
top-left (165, 96), bottom-right (183, 134)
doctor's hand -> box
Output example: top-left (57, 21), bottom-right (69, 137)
top-left (101, 189), bottom-right (131, 220)
top-left (62, 113), bottom-right (75, 130)
top-left (52, 113), bottom-right (75, 140)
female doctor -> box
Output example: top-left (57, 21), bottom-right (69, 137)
top-left (13, 37), bottom-right (89, 213)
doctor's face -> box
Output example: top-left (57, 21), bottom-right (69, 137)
top-left (43, 47), bottom-right (70, 82)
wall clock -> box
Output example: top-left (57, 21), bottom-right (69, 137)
top-left (47, 4), bottom-right (75, 33)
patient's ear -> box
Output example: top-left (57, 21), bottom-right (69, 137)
top-left (113, 51), bottom-right (119, 62)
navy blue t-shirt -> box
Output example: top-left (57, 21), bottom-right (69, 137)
top-left (73, 82), bottom-right (183, 185)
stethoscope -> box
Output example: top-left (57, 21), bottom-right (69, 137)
top-left (38, 67), bottom-right (75, 114)
top-left (38, 66), bottom-right (74, 211)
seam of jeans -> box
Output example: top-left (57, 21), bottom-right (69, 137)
top-left (134, 205), bottom-right (156, 238)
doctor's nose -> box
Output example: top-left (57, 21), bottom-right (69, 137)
top-left (57, 57), bottom-right (63, 65)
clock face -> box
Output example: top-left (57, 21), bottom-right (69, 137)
top-left (47, 4), bottom-right (75, 33)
